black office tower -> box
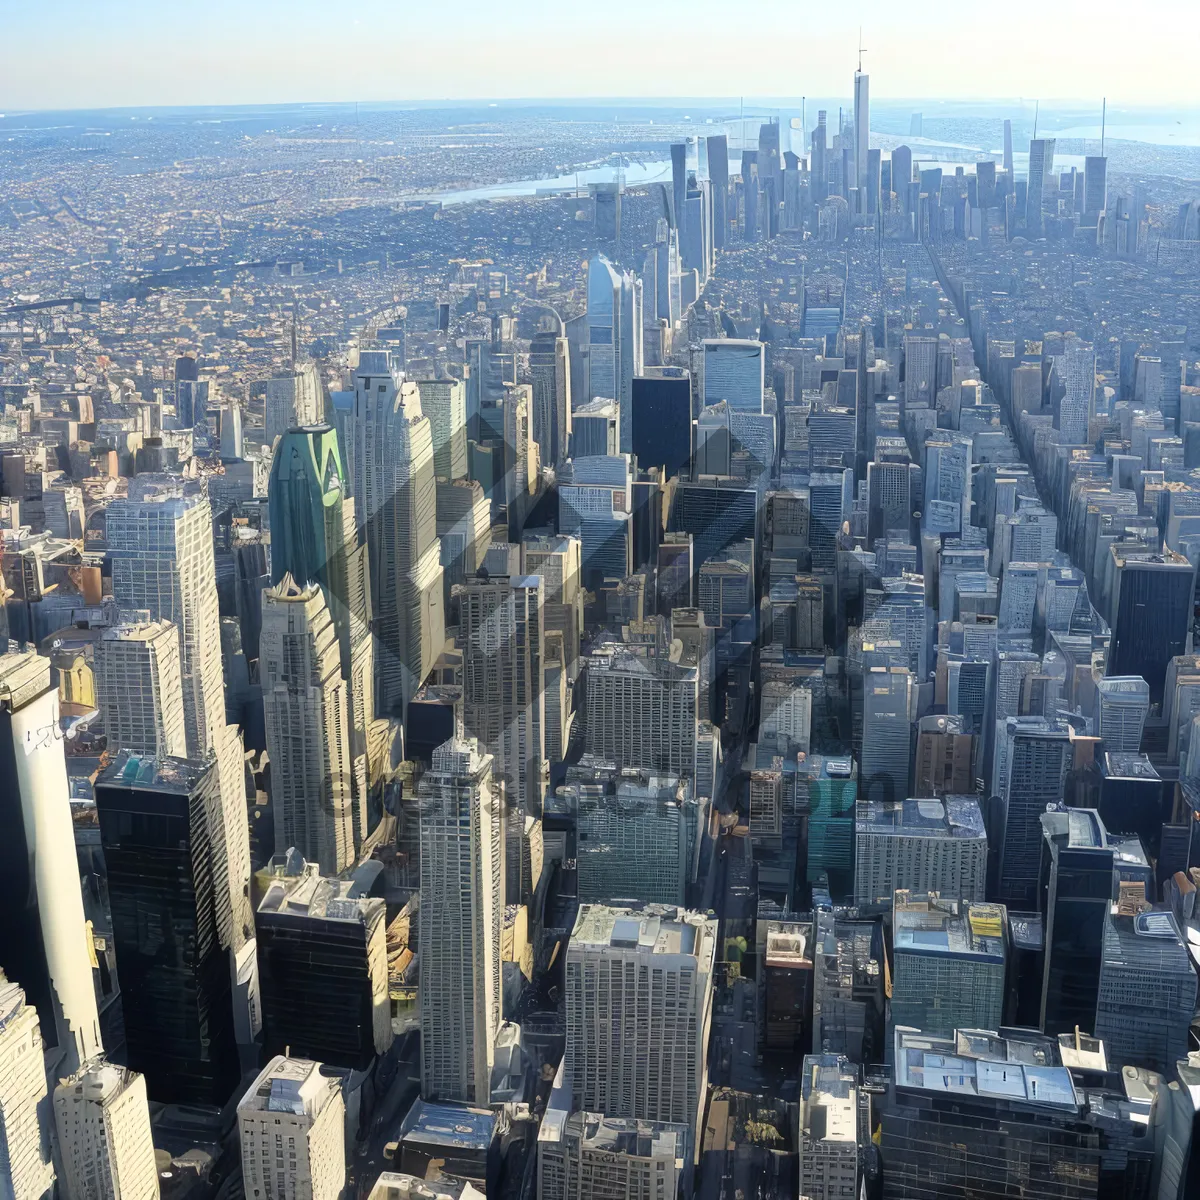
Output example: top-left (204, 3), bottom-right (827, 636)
top-left (670, 141), bottom-right (687, 233)
top-left (256, 863), bottom-right (390, 1071)
top-left (1038, 808), bottom-right (1114, 1038)
top-left (632, 372), bottom-right (691, 478)
top-left (1107, 548), bottom-right (1195, 706)
top-left (95, 753), bottom-right (241, 1106)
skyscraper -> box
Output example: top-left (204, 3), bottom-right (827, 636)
top-left (256, 855), bottom-right (392, 1070)
top-left (586, 254), bottom-right (641, 453)
top-left (1106, 546), bottom-right (1194, 706)
top-left (631, 370), bottom-right (691, 478)
top-left (860, 666), bottom-right (914, 804)
top-left (0, 974), bottom-right (55, 1200)
top-left (1083, 155), bottom-right (1108, 224)
top-left (702, 339), bottom-right (764, 413)
top-left (853, 68), bottom-right (870, 198)
top-left (456, 575), bottom-right (545, 901)
top-left (53, 1061), bottom-right (158, 1200)
top-left (239, 1057), bottom-right (346, 1200)
top-left (265, 362), bottom-right (322, 448)
top-left (260, 576), bottom-right (356, 875)
top-left (415, 379), bottom-right (468, 481)
top-left (799, 1056), bottom-right (859, 1200)
top-left (1056, 339), bottom-right (1095, 445)
top-left (707, 133), bottom-right (729, 249)
top-left (1095, 676), bottom-right (1149, 754)
top-left (0, 652), bottom-right (102, 1076)
top-left (564, 904), bottom-right (717, 1128)
top-left (529, 330), bottom-right (571, 469)
top-left (418, 737), bottom-right (503, 1104)
top-left (1026, 138), bottom-right (1056, 236)
top-left (95, 753), bottom-right (242, 1105)
top-left (95, 619), bottom-right (187, 759)
top-left (351, 353), bottom-right (444, 714)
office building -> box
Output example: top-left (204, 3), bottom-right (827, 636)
top-left (521, 533), bottom-right (583, 677)
top-left (890, 893), bottom-right (1006, 1044)
top-left (1056, 340), bottom-right (1095, 445)
top-left (436, 478), bottom-right (491, 607)
top-left (798, 1056), bottom-right (859, 1200)
top-left (860, 666), bottom-right (914, 804)
top-left (416, 380), bottom-right (468, 482)
top-left (529, 331), bottom-right (571, 470)
top-left (265, 362), bottom-right (322, 448)
top-left (418, 737), bottom-right (503, 1104)
top-left (1095, 908), bottom-right (1195, 1075)
top-left (884, 1026), bottom-right (1100, 1200)
top-left (811, 908), bottom-right (884, 1061)
top-left (565, 905), bottom-right (715, 1128)
top-left (656, 532), bottom-right (693, 614)
top-left (913, 714), bottom-right (975, 797)
top-left (260, 577), bottom-right (355, 875)
top-left (583, 642), bottom-right (698, 778)
top-left (996, 721), bottom-right (1073, 910)
top-left (1039, 808), bottom-right (1114, 1037)
top-left (0, 974), bottom-right (54, 1200)
top-left (95, 754), bottom-right (242, 1105)
top-left (95, 619), bottom-right (187, 759)
top-left (854, 797), bottom-right (988, 905)
top-left (1083, 155), bottom-right (1107, 223)
top-left (351, 352), bottom-right (443, 714)
top-left (53, 1061), bottom-right (157, 1200)
top-left (702, 339), bottom-right (764, 413)
top-left (0, 652), bottom-right (102, 1075)
top-left (456, 575), bottom-right (545, 900)
top-left (586, 254), bottom-right (641, 453)
top-left (1095, 676), bottom-right (1149, 754)
top-left (502, 382), bottom-right (539, 517)
top-left (807, 756), bottom-right (858, 897)
top-left (368, 1177), bottom-right (482, 1200)
top-left (1026, 138), bottom-right (1056, 235)
top-left (573, 773), bottom-right (701, 907)
top-left (256, 855), bottom-right (392, 1070)
top-left (238, 1057), bottom-right (345, 1200)
top-left (538, 1099), bottom-right (687, 1200)
top-left (1106, 547), bottom-right (1194, 706)
top-left (570, 398), bottom-right (619, 458)
top-left (558, 454), bottom-right (633, 585)
top-left (707, 133), bottom-right (729, 248)
top-left (632, 370), bottom-right (691, 478)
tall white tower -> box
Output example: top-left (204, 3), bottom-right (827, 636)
top-left (260, 576), bottom-right (356, 876)
top-left (418, 737), bottom-right (503, 1105)
top-left (351, 353), bottom-right (444, 715)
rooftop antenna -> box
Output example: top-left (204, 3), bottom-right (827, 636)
top-left (1101, 96), bottom-right (1106, 157)
top-left (858, 27), bottom-right (867, 73)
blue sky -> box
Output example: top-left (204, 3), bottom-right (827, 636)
top-left (2, 1), bottom-right (1195, 111)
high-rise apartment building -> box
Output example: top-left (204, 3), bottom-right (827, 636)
top-left (0, 652), bottom-right (102, 1075)
top-left (583, 642), bottom-right (699, 778)
top-left (238, 1057), bottom-right (345, 1200)
top-left (416, 379), bottom-right (468, 481)
top-left (260, 576), bottom-right (356, 875)
top-left (537, 1097), bottom-right (688, 1200)
top-left (564, 904), bottom-right (716, 1129)
top-left (95, 619), bottom-right (188, 759)
top-left (53, 1061), bottom-right (157, 1200)
top-left (0, 974), bottom-right (54, 1200)
top-left (95, 753), bottom-right (242, 1105)
top-left (456, 575), bottom-right (545, 901)
top-left (418, 737), bottom-right (503, 1104)
top-left (854, 797), bottom-right (988, 905)
top-left (256, 855), bottom-right (391, 1070)
top-left (799, 1055), bottom-right (859, 1200)
top-left (351, 352), bottom-right (443, 715)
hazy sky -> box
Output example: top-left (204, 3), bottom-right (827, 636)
top-left (2, 0), bottom-right (1196, 112)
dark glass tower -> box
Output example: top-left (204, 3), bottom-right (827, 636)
top-left (631, 372), bottom-right (691, 479)
top-left (95, 753), bottom-right (241, 1106)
